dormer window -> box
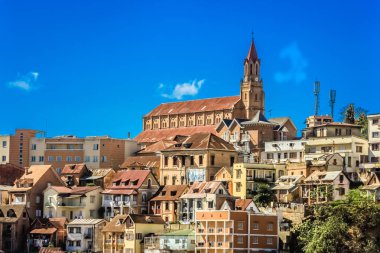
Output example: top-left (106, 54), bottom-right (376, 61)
top-left (193, 188), bottom-right (199, 193)
top-left (161, 191), bottom-right (166, 196)
top-left (204, 188), bottom-right (211, 193)
top-left (170, 191), bottom-right (177, 196)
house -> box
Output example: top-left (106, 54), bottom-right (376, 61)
top-left (102, 170), bottom-right (160, 218)
top-left (301, 170), bottom-right (350, 205)
top-left (367, 114), bottom-right (380, 163)
top-left (179, 181), bottom-right (234, 223)
top-left (160, 132), bottom-right (238, 185)
top-left (81, 168), bottom-right (116, 188)
top-left (214, 167), bottom-right (233, 195)
top-left (60, 163), bottom-right (91, 186)
top-left (195, 210), bottom-right (279, 252)
top-left (28, 217), bottom-right (67, 251)
top-left (360, 171), bottom-right (380, 202)
top-left (144, 229), bottom-right (195, 253)
top-left (262, 139), bottom-right (306, 164)
top-left (120, 156), bottom-right (161, 181)
top-left (150, 185), bottom-right (188, 222)
top-left (0, 205), bottom-right (29, 253)
top-left (66, 219), bottom-right (106, 253)
top-left (272, 175), bottom-right (305, 203)
top-left (0, 163), bottom-right (25, 185)
top-left (8, 165), bottom-right (66, 220)
top-left (43, 186), bottom-right (102, 220)
top-left (232, 163), bottom-right (286, 199)
top-left (102, 214), bottom-right (165, 253)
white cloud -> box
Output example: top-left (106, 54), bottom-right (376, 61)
top-left (161, 79), bottom-right (205, 100)
top-left (7, 71), bottom-right (39, 91)
top-left (274, 42), bottom-right (308, 84)
top-left (158, 83), bottom-right (164, 89)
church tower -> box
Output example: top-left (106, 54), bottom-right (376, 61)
top-left (240, 37), bottom-right (265, 119)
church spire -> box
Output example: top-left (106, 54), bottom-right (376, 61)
top-left (246, 34), bottom-right (258, 62)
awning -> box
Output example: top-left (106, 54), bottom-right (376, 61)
top-left (30, 228), bottom-right (57, 234)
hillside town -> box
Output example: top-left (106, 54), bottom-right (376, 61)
top-left (0, 39), bottom-right (379, 253)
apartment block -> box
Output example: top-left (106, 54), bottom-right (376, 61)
top-left (195, 210), bottom-right (279, 253)
top-left (368, 113), bottom-right (380, 162)
top-left (262, 139), bottom-right (306, 164)
top-left (29, 135), bottom-right (140, 172)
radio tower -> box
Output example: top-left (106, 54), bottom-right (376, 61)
top-left (330, 89), bottom-right (336, 119)
top-left (313, 81), bottom-right (320, 115)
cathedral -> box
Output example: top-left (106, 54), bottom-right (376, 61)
top-left (135, 39), bottom-right (265, 144)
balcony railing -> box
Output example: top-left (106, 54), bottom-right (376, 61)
top-left (58, 202), bottom-right (85, 207)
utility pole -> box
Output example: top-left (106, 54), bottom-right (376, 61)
top-left (313, 81), bottom-right (320, 116)
top-left (330, 89), bottom-right (336, 120)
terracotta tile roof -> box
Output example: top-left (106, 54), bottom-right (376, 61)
top-left (49, 217), bottom-right (67, 229)
top-left (107, 170), bottom-right (150, 190)
top-left (0, 163), bottom-right (25, 185)
top-left (49, 186), bottom-right (100, 195)
top-left (138, 140), bottom-right (176, 154)
top-left (30, 228), bottom-right (57, 234)
top-left (235, 199), bottom-right (253, 211)
top-left (39, 248), bottom-right (65, 253)
top-left (102, 214), bottom-right (128, 232)
top-left (181, 181), bottom-right (226, 199)
top-left (128, 214), bottom-right (166, 224)
top-left (15, 165), bottom-right (63, 188)
top-left (150, 185), bottom-right (188, 201)
top-left (0, 204), bottom-right (26, 222)
top-left (134, 125), bottom-right (217, 143)
top-left (120, 156), bottom-right (160, 169)
top-left (61, 163), bottom-right (87, 175)
top-left (163, 132), bottom-right (236, 151)
top-left (145, 96), bottom-right (240, 117)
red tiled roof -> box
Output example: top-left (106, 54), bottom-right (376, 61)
top-left (0, 163), bottom-right (24, 185)
top-left (235, 199), bottom-right (253, 211)
top-left (61, 164), bottom-right (87, 175)
top-left (120, 156), bottom-right (160, 169)
top-left (134, 125), bottom-right (217, 143)
top-left (138, 140), bottom-right (176, 154)
top-left (145, 96), bottom-right (240, 117)
top-left (30, 228), bottom-right (57, 234)
top-left (150, 185), bottom-right (188, 201)
top-left (109, 170), bottom-right (150, 189)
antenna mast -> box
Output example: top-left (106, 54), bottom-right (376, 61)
top-left (330, 89), bottom-right (336, 119)
top-left (313, 81), bottom-right (320, 115)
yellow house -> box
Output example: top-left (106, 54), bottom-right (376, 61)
top-left (102, 214), bottom-right (165, 253)
top-left (214, 167), bottom-right (233, 195)
top-left (232, 163), bottom-right (286, 199)
top-left (43, 186), bottom-right (102, 220)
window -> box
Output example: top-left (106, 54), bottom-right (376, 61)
top-left (101, 156), bottom-right (107, 162)
top-left (373, 132), bottom-right (380, 138)
top-left (90, 196), bottom-right (95, 203)
top-left (173, 156), bottom-right (178, 166)
top-left (190, 156), bottom-right (194, 166)
top-left (290, 152), bottom-right (297, 159)
top-left (372, 144), bottom-right (379, 151)
top-left (48, 156), bottom-right (54, 162)
top-left (197, 201), bottom-right (202, 209)
top-left (68, 241), bottom-right (74, 247)
top-left (237, 221), bottom-right (244, 230)
top-left (267, 222), bottom-right (273, 231)
top-left (210, 155), bottom-right (215, 166)
top-left (76, 241), bottom-right (81, 247)
top-left (1, 156), bottom-right (5, 162)
top-left (181, 156), bottom-right (186, 166)
top-left (199, 155), bottom-right (203, 166)
top-left (356, 146), bottom-right (363, 153)
top-left (31, 144), bottom-right (36, 150)
top-left (93, 156), bottom-right (98, 162)
top-left (75, 156), bottom-right (81, 162)
top-left (237, 236), bottom-right (243, 244)
top-left (2, 141), bottom-right (7, 148)
top-left (253, 222), bottom-right (259, 230)
top-left (284, 153), bottom-right (288, 159)
top-left (164, 156), bottom-right (168, 166)
top-left (136, 233), bottom-right (143, 240)
top-left (90, 209), bottom-right (96, 218)
top-left (230, 156), bottom-right (235, 166)
top-left (66, 156), bottom-right (72, 162)
top-left (36, 196), bottom-right (41, 204)
top-left (39, 156), bottom-right (44, 162)
top-left (93, 144), bottom-right (99, 150)
top-left (32, 156), bottom-right (37, 162)
top-left (266, 237), bottom-right (273, 245)
top-left (252, 236), bottom-right (258, 244)
top-left (373, 119), bottom-right (379, 125)
top-left (165, 202), bottom-right (169, 210)
top-left (56, 156), bottom-right (62, 162)
top-left (339, 188), bottom-right (345, 196)
top-left (36, 209), bottom-right (42, 217)
top-left (208, 201), bottom-right (214, 209)
top-left (85, 156), bottom-right (90, 162)
top-left (236, 182), bottom-right (241, 192)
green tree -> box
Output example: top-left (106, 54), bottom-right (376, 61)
top-left (344, 104), bottom-right (355, 124)
top-left (357, 112), bottom-right (368, 139)
top-left (291, 190), bottom-right (380, 253)
top-left (252, 183), bottom-right (274, 206)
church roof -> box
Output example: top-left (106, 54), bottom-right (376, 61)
top-left (241, 111), bottom-right (275, 126)
top-left (134, 125), bottom-right (217, 143)
top-left (246, 39), bottom-right (259, 62)
top-left (144, 96), bottom-right (240, 117)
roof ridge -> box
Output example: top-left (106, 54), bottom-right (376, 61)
top-left (158, 95), bottom-right (240, 105)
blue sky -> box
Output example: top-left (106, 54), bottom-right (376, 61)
top-left (1, 0), bottom-right (379, 138)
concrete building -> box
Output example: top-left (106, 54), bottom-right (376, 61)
top-left (160, 132), bottom-right (238, 185)
top-left (301, 170), bottom-right (350, 205)
top-left (262, 139), bottom-right (306, 164)
top-left (305, 115), bottom-right (333, 128)
top-left (144, 229), bottom-right (195, 253)
top-left (8, 165), bottom-right (66, 220)
top-left (102, 214), bottom-right (165, 253)
top-left (102, 170), bottom-right (160, 218)
top-left (195, 210), bottom-right (279, 253)
top-left (43, 186), bottom-right (102, 220)
top-left (368, 113), bottom-right (380, 162)
top-left (66, 219), bottom-right (106, 253)
top-left (0, 129), bottom-right (41, 167)
top-left (232, 163), bottom-right (286, 199)
top-left (29, 135), bottom-right (140, 172)
top-left (272, 175), bottom-right (305, 203)
top-left (135, 39), bottom-right (265, 145)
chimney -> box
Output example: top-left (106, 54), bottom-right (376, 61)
top-left (127, 132), bottom-right (131, 139)
top-left (25, 167), bottom-right (29, 175)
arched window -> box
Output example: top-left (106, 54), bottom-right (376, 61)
top-left (147, 179), bottom-right (152, 188)
top-left (255, 64), bottom-right (258, 75)
top-left (249, 63), bottom-right (252, 75)
top-left (7, 209), bottom-right (16, 218)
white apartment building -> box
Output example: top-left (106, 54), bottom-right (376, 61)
top-left (0, 135), bottom-right (10, 164)
top-left (368, 114), bottom-right (380, 163)
top-left (262, 139), bottom-right (306, 164)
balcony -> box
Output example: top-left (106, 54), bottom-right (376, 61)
top-left (57, 202), bottom-right (85, 207)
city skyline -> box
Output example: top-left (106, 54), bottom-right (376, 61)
top-left (1, 0), bottom-right (379, 138)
